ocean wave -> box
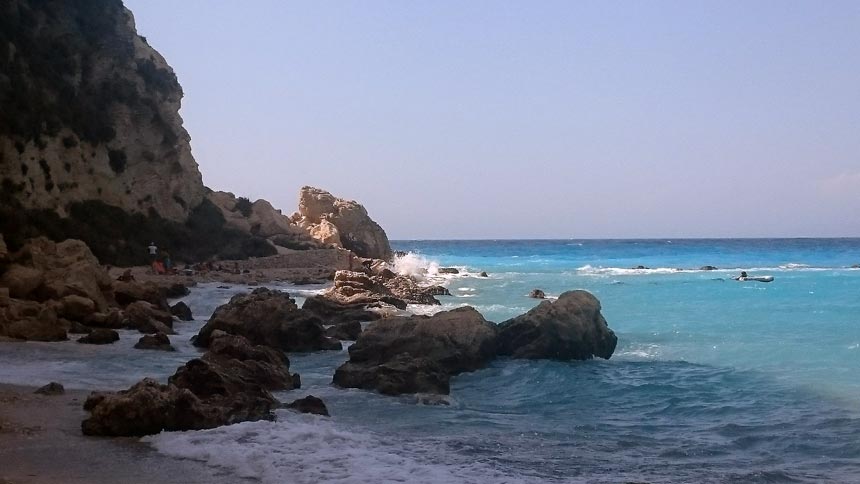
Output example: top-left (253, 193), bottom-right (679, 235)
top-left (575, 264), bottom-right (841, 277)
top-left (144, 411), bottom-right (535, 484)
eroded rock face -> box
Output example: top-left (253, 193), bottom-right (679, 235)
top-left (195, 288), bottom-right (341, 352)
top-left (295, 187), bottom-right (392, 259)
top-left (0, 0), bottom-right (206, 222)
top-left (497, 290), bottom-right (617, 361)
top-left (0, 297), bottom-right (66, 341)
top-left (82, 334), bottom-right (297, 436)
top-left (333, 307), bottom-right (497, 395)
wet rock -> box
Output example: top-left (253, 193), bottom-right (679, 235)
top-left (303, 295), bottom-right (383, 326)
top-left (333, 307), bottom-right (497, 395)
top-left (78, 328), bottom-right (119, 345)
top-left (170, 301), bottom-right (193, 321)
top-left (35, 382), bottom-right (65, 395)
top-left (437, 267), bottom-right (459, 274)
top-left (285, 395), bottom-right (329, 416)
top-left (328, 271), bottom-right (406, 309)
top-left (0, 298), bottom-right (66, 341)
top-left (383, 275), bottom-right (441, 305)
top-left (325, 321), bottom-right (362, 341)
top-left (528, 289), bottom-right (546, 299)
top-left (700, 265), bottom-right (719, 271)
top-left (424, 285), bottom-right (451, 296)
top-left (82, 334), bottom-right (298, 436)
top-left (124, 301), bottom-right (175, 334)
top-left (497, 290), bottom-right (617, 361)
top-left (160, 283), bottom-right (190, 299)
top-left (479, 272), bottom-right (488, 277)
top-left (195, 288), bottom-right (340, 352)
top-left (632, 265), bottom-right (649, 270)
top-left (134, 332), bottom-right (175, 351)
top-left (851, 264), bottom-right (860, 269)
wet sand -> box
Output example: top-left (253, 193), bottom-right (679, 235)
top-left (0, 383), bottom-right (246, 484)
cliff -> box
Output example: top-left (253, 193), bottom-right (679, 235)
top-left (0, 0), bottom-right (206, 221)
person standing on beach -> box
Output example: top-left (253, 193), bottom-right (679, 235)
top-left (148, 242), bottom-right (158, 261)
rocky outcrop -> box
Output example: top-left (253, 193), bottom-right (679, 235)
top-left (333, 307), bottom-right (497, 395)
top-left (82, 333), bottom-right (297, 436)
top-left (78, 328), bottom-right (119, 345)
top-left (34, 382), bottom-right (65, 395)
top-left (0, 297), bottom-right (66, 341)
top-left (438, 267), bottom-right (459, 274)
top-left (528, 289), bottom-right (546, 299)
top-left (700, 265), bottom-right (719, 271)
top-left (134, 332), bottom-right (175, 351)
top-left (0, 238), bottom-right (114, 310)
top-left (293, 187), bottom-right (392, 259)
top-left (303, 295), bottom-right (383, 326)
top-left (113, 281), bottom-right (169, 310)
top-left (195, 288), bottom-right (341, 352)
top-left (497, 290), bottom-right (617, 361)
top-left (0, 0), bottom-right (206, 222)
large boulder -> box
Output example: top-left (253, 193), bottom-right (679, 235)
top-left (302, 295), bottom-right (383, 326)
top-left (113, 281), bottom-right (170, 311)
top-left (77, 328), bottom-right (119, 345)
top-left (82, 334), bottom-right (298, 436)
top-left (194, 288), bottom-right (341, 352)
top-left (134, 332), bottom-right (175, 351)
top-left (497, 290), bottom-right (617, 361)
top-left (0, 238), bottom-right (114, 311)
top-left (123, 301), bottom-right (175, 334)
top-left (170, 301), bottom-right (193, 321)
top-left (285, 395), bottom-right (329, 417)
top-left (0, 297), bottom-right (66, 341)
top-left (57, 295), bottom-right (97, 321)
top-left (325, 320), bottom-right (362, 341)
top-left (333, 307), bottom-right (497, 395)
top-left (382, 275), bottom-right (441, 305)
top-left (295, 186), bottom-right (392, 259)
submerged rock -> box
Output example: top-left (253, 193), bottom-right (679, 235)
top-left (529, 289), bottom-right (546, 299)
top-left (78, 328), bottom-right (119, 345)
top-left (82, 334), bottom-right (298, 436)
top-left (479, 272), bottom-right (489, 277)
top-left (35, 382), bottom-right (65, 395)
top-left (333, 307), bottom-right (497, 395)
top-left (497, 290), bottom-right (617, 361)
top-left (325, 321), bottom-right (362, 341)
top-left (285, 395), bottom-right (329, 416)
top-left (437, 267), bottom-right (459, 274)
top-left (195, 288), bottom-right (340, 352)
top-left (700, 265), bottom-right (719, 271)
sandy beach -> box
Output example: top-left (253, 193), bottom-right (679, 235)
top-left (0, 383), bottom-right (244, 484)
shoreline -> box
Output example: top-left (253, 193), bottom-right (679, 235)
top-left (0, 383), bottom-right (244, 484)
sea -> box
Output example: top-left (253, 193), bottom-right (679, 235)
top-left (2, 238), bottom-right (860, 483)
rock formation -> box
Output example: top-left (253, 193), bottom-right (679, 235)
top-left (293, 187), bottom-right (392, 259)
top-left (82, 333), bottom-right (298, 436)
top-left (134, 332), bottom-right (175, 351)
top-left (497, 290), bottom-right (617, 361)
top-left (77, 328), bottom-right (119, 345)
top-left (0, 0), bottom-right (206, 222)
top-left (528, 289), bottom-right (546, 299)
top-left (194, 288), bottom-right (341, 352)
top-left (285, 395), bottom-right (330, 416)
top-left (333, 307), bottom-right (498, 395)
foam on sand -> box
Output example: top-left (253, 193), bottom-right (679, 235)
top-left (144, 410), bottom-right (534, 484)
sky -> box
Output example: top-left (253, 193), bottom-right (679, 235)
top-left (124, 0), bottom-right (860, 239)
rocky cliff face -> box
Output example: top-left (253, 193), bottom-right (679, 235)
top-left (0, 0), bottom-right (206, 222)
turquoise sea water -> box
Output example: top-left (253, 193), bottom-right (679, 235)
top-left (3, 239), bottom-right (860, 483)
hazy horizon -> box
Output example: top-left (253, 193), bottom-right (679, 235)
top-left (126, 0), bottom-right (860, 239)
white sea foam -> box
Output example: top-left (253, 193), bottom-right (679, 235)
top-left (393, 251), bottom-right (439, 279)
top-left (144, 411), bottom-right (534, 484)
top-left (457, 287), bottom-right (476, 292)
top-left (575, 264), bottom-right (837, 277)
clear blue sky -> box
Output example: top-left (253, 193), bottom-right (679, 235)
top-left (125, 0), bottom-right (860, 239)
